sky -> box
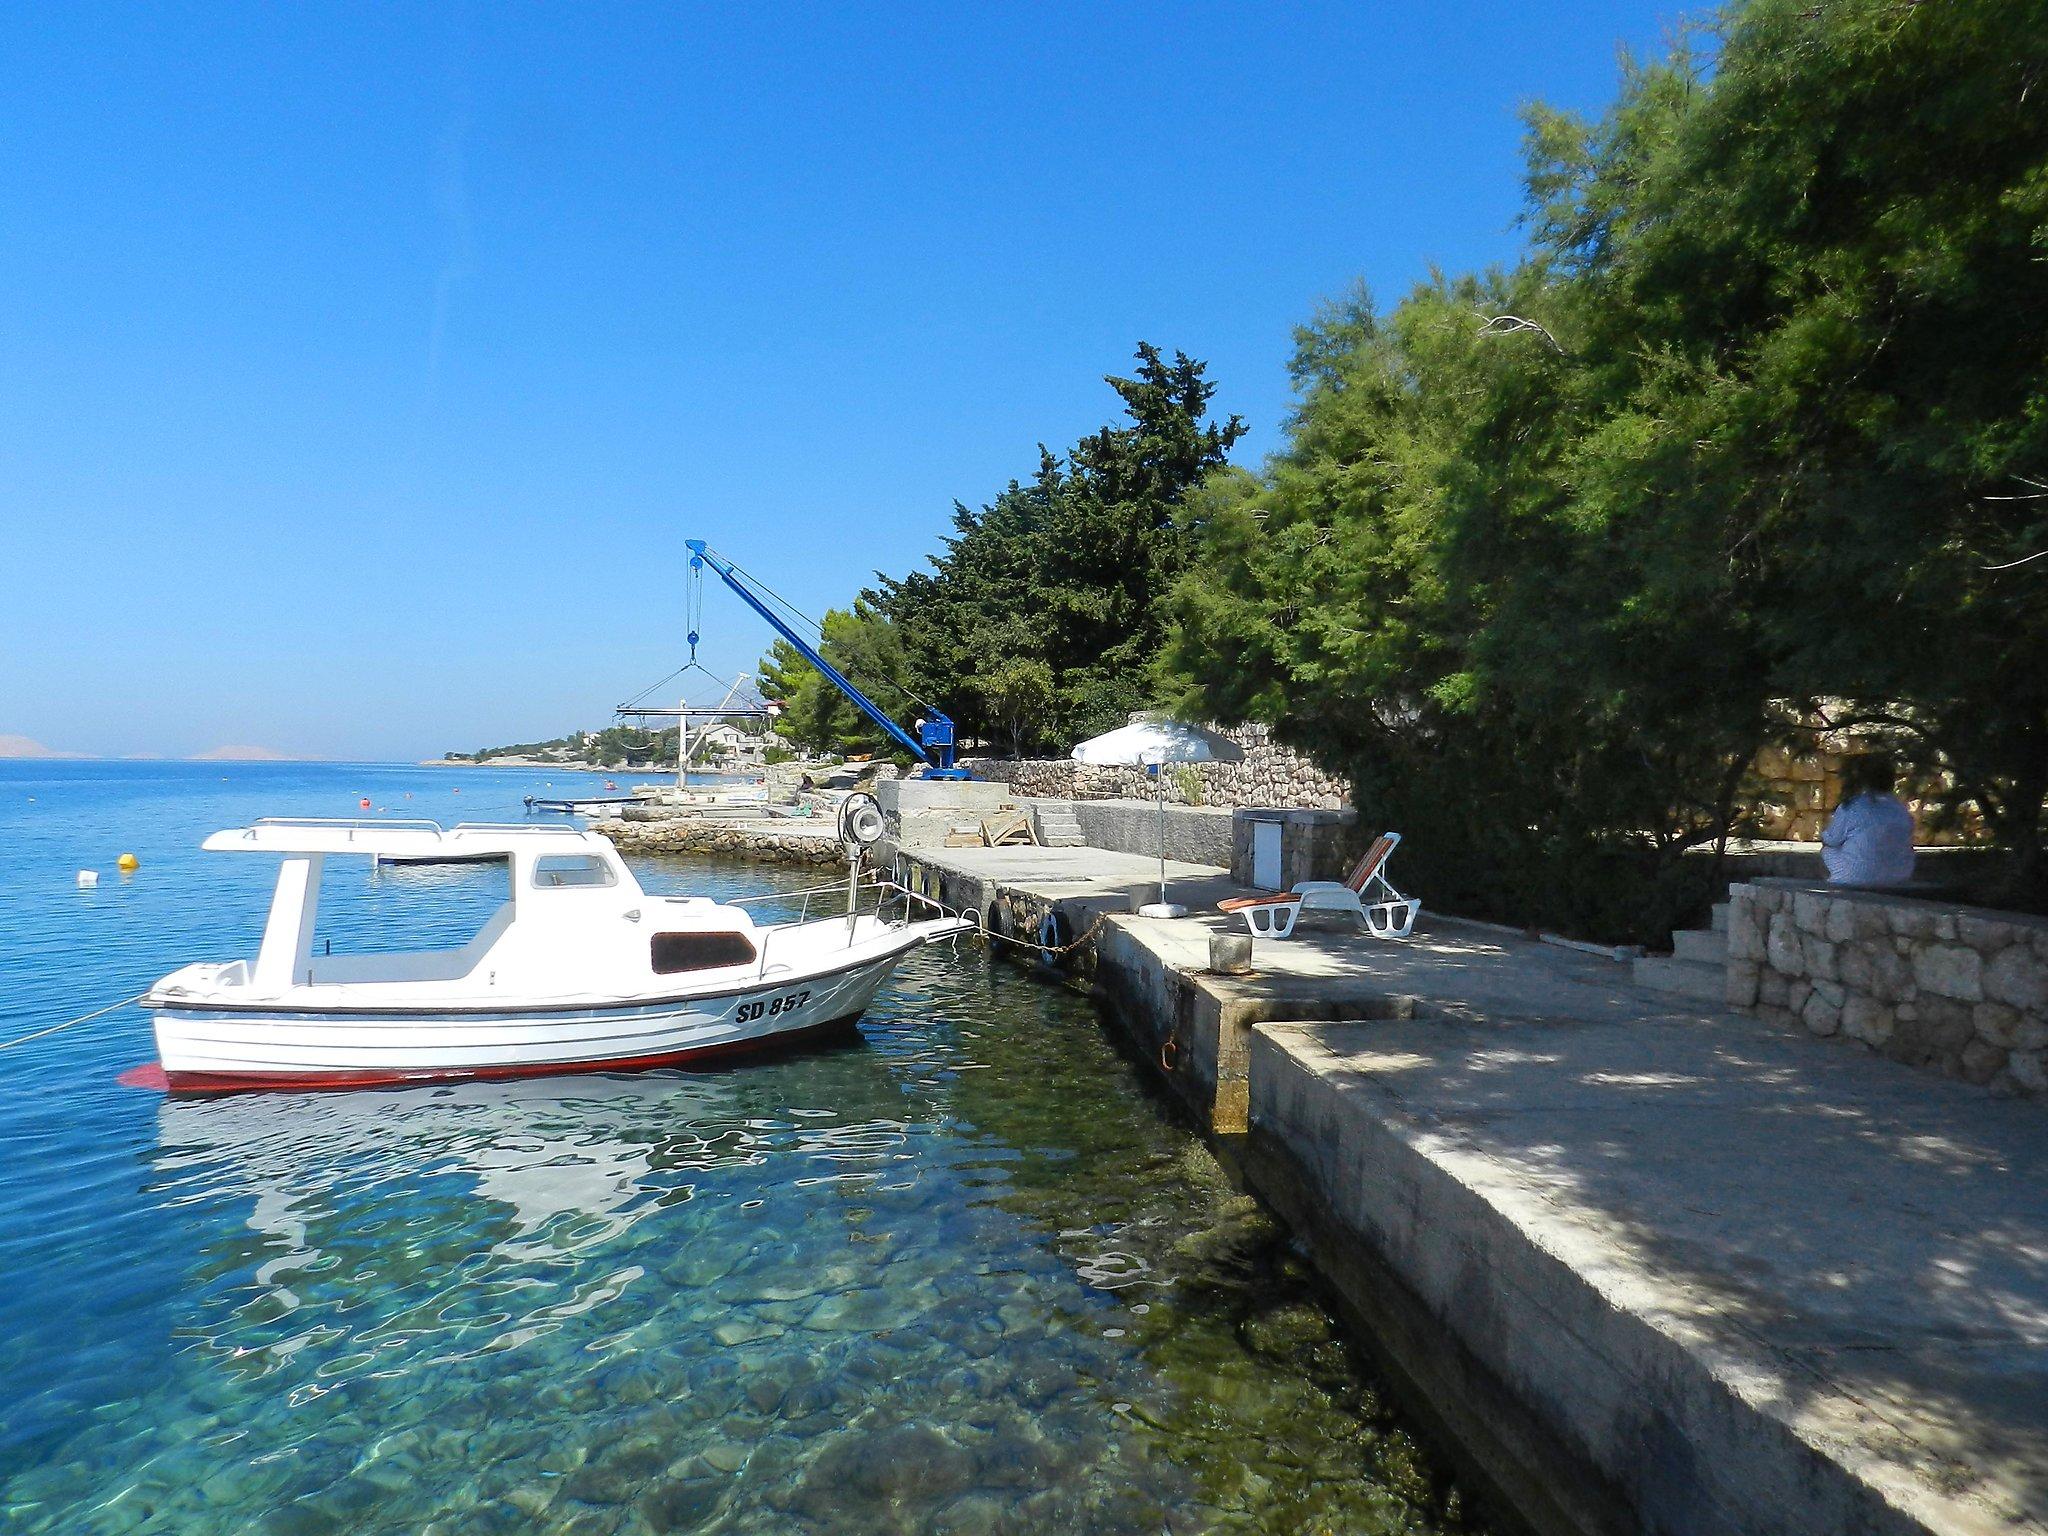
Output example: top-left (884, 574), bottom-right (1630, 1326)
top-left (0, 2), bottom-right (1685, 762)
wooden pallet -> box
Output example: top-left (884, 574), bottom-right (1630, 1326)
top-left (980, 810), bottom-right (1040, 848)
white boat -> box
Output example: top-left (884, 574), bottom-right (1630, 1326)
top-left (144, 818), bottom-right (966, 1093)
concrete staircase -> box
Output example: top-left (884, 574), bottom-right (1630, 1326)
top-left (1631, 901), bottom-right (1730, 1004)
top-left (1032, 803), bottom-right (1086, 848)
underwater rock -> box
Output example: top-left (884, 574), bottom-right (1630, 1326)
top-left (1240, 1301), bottom-right (1336, 1358)
top-left (797, 1422), bottom-right (976, 1511)
top-left (638, 1476), bottom-right (727, 1532)
top-left (712, 1316), bottom-right (784, 1347)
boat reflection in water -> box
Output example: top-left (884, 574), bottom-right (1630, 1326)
top-left (148, 1061), bottom-right (917, 1381)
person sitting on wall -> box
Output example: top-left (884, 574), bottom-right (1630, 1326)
top-left (1820, 753), bottom-right (1917, 887)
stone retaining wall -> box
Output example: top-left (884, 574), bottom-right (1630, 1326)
top-left (1726, 879), bottom-right (2048, 1095)
top-left (590, 817), bottom-right (846, 866)
top-left (960, 723), bottom-right (1349, 810)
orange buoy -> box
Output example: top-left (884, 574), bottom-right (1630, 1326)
top-left (360, 797), bottom-right (371, 809)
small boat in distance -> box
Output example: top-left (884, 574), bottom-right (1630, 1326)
top-left (144, 818), bottom-right (967, 1093)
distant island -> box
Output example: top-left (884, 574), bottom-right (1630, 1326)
top-left (0, 734), bottom-right (88, 759)
top-left (0, 735), bottom-right (307, 762)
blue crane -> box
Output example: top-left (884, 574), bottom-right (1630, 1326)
top-left (684, 540), bottom-right (968, 779)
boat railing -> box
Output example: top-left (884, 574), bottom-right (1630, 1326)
top-left (250, 817), bottom-right (448, 836)
top-left (246, 818), bottom-right (599, 840)
top-left (731, 872), bottom-right (928, 978)
top-left (447, 821), bottom-right (593, 837)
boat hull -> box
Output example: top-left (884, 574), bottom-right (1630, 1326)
top-left (150, 951), bottom-right (906, 1094)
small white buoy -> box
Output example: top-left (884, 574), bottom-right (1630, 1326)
top-left (76, 870), bottom-right (99, 888)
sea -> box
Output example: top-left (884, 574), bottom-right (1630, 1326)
top-left (0, 760), bottom-right (1493, 1535)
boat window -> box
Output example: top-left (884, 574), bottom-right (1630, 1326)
top-left (531, 854), bottom-right (617, 890)
top-left (651, 932), bottom-right (757, 973)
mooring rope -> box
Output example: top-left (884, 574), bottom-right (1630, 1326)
top-left (0, 992), bottom-right (148, 1053)
top-left (881, 872), bottom-right (1115, 959)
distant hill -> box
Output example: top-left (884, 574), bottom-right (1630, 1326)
top-left (0, 734), bottom-right (89, 759)
top-left (190, 745), bottom-right (292, 761)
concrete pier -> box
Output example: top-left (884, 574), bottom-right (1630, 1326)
top-left (892, 841), bottom-right (2048, 1536)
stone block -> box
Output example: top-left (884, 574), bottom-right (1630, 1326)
top-left (1726, 960), bottom-right (1760, 1009)
top-left (1793, 892), bottom-right (1829, 934)
top-left (1935, 915), bottom-right (1959, 941)
top-left (1800, 934), bottom-right (1840, 982)
top-left (1959, 1038), bottom-right (2008, 1086)
top-left (1726, 911), bottom-right (1765, 963)
top-left (1766, 914), bottom-right (1804, 976)
top-left (1801, 990), bottom-right (1842, 1037)
top-left (1759, 969), bottom-right (1791, 1008)
top-left (1839, 941), bottom-right (1908, 1003)
top-left (1788, 979), bottom-right (1813, 1015)
top-left (1890, 907), bottom-right (1938, 941)
top-left (1852, 905), bottom-right (1892, 942)
top-left (1957, 915), bottom-right (2014, 951)
top-left (1915, 996), bottom-right (1977, 1051)
top-left (1812, 977), bottom-right (1846, 1008)
top-left (1840, 996), bottom-right (1893, 1046)
top-left (2011, 1050), bottom-right (2048, 1094)
top-left (1983, 946), bottom-right (2048, 1015)
top-left (1974, 1002), bottom-right (2023, 1049)
top-left (1824, 901), bottom-right (1859, 945)
top-left (1912, 944), bottom-right (1984, 1002)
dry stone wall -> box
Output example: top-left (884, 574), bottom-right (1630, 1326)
top-left (961, 723), bottom-right (1348, 810)
top-left (590, 817), bottom-right (846, 866)
top-left (1744, 743), bottom-right (1977, 845)
top-left (1726, 880), bottom-right (2048, 1096)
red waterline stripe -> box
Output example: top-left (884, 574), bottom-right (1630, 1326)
top-left (117, 1015), bottom-right (861, 1096)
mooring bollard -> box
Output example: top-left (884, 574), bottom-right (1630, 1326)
top-left (1208, 932), bottom-right (1254, 975)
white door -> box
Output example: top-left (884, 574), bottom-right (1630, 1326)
top-left (1252, 820), bottom-right (1282, 890)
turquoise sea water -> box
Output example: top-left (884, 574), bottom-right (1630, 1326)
top-left (0, 762), bottom-right (1491, 1534)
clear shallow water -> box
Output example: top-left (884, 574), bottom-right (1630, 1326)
top-left (0, 762), bottom-right (1492, 1535)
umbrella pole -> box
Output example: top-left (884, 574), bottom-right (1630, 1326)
top-left (1157, 774), bottom-right (1168, 909)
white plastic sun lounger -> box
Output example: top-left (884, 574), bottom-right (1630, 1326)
top-left (1217, 831), bottom-right (1420, 940)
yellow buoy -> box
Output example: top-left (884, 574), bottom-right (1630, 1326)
top-left (117, 852), bottom-right (139, 872)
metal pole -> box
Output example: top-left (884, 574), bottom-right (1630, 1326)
top-left (846, 849), bottom-right (861, 944)
top-left (677, 697), bottom-right (690, 791)
top-left (1157, 773), bottom-right (1169, 909)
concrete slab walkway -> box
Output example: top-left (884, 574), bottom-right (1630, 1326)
top-left (887, 837), bottom-right (2048, 1532)
top-left (1119, 912), bottom-right (2048, 1535)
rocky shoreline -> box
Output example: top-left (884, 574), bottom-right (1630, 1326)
top-left (589, 816), bottom-right (845, 867)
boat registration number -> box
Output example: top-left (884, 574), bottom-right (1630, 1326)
top-left (735, 989), bottom-right (811, 1024)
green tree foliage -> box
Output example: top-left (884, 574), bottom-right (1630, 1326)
top-left (754, 601), bottom-right (916, 761)
top-left (1168, 0), bottom-right (2048, 935)
top-left (873, 345), bottom-right (1245, 754)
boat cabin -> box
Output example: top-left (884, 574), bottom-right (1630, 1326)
top-left (178, 819), bottom-right (769, 1003)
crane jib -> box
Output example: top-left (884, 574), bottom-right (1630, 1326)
top-left (684, 540), bottom-right (967, 778)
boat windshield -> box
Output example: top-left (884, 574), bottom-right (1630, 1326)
top-left (317, 857), bottom-right (513, 958)
top-left (530, 854), bottom-right (617, 890)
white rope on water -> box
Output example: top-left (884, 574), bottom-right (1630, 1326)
top-left (0, 993), bottom-right (149, 1052)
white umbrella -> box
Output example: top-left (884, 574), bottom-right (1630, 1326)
top-left (1071, 718), bottom-right (1244, 917)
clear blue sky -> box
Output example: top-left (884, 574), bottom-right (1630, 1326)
top-left (1, 2), bottom-right (1680, 761)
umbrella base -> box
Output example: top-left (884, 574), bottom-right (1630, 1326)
top-left (1137, 901), bottom-right (1188, 919)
